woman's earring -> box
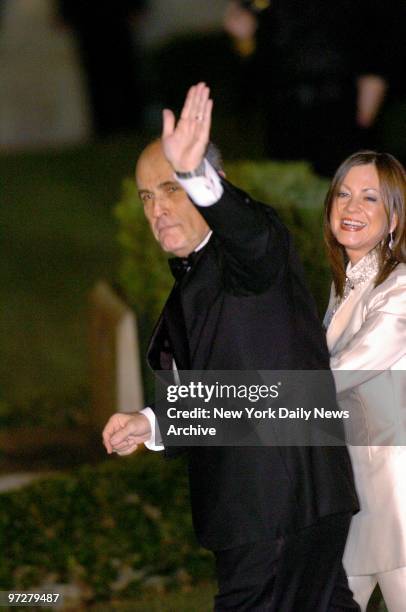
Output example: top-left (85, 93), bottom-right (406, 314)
top-left (389, 231), bottom-right (394, 250)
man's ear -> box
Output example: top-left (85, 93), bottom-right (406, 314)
top-left (218, 170), bottom-right (226, 179)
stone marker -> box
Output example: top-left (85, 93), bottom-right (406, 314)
top-left (88, 281), bottom-right (144, 430)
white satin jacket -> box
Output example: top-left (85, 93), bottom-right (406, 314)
top-left (325, 250), bottom-right (406, 575)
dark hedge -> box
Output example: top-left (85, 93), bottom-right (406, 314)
top-left (0, 453), bottom-right (213, 602)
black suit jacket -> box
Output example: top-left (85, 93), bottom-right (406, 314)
top-left (147, 179), bottom-right (358, 551)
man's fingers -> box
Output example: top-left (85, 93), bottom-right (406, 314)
top-left (110, 428), bottom-right (131, 448)
top-left (194, 84), bottom-right (210, 121)
top-left (109, 418), bottom-right (141, 447)
top-left (115, 444), bottom-right (138, 456)
top-left (102, 419), bottom-right (119, 454)
top-left (104, 421), bottom-right (128, 450)
top-left (102, 413), bottom-right (146, 455)
top-left (187, 83), bottom-right (209, 122)
top-left (180, 84), bottom-right (197, 119)
top-left (160, 82), bottom-right (212, 172)
top-left (200, 98), bottom-right (213, 138)
top-left (110, 429), bottom-right (150, 456)
top-left (180, 82), bottom-right (209, 121)
top-left (111, 439), bottom-right (131, 451)
top-left (103, 438), bottom-right (113, 454)
top-left (112, 433), bottom-right (147, 454)
top-left (112, 438), bottom-right (137, 455)
top-left (162, 109), bottom-right (176, 138)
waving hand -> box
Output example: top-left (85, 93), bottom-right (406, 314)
top-left (161, 82), bottom-right (213, 173)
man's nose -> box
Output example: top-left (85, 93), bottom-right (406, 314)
top-left (151, 194), bottom-right (170, 218)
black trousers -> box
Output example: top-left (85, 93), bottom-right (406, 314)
top-left (214, 512), bottom-right (360, 612)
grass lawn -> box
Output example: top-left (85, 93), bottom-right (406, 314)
top-left (88, 582), bottom-right (388, 611)
top-left (90, 583), bottom-right (217, 611)
top-left (1, 137), bottom-right (148, 406)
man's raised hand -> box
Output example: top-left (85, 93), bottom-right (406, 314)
top-left (161, 82), bottom-right (213, 173)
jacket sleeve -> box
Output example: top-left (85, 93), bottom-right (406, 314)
top-left (197, 179), bottom-right (290, 294)
top-left (331, 271), bottom-right (406, 394)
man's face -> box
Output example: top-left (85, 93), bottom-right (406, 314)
top-left (136, 143), bottom-right (210, 257)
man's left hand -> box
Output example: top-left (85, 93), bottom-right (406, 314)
top-left (161, 82), bottom-right (213, 173)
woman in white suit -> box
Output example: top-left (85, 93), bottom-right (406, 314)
top-left (323, 151), bottom-right (406, 611)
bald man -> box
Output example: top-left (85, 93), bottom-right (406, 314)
top-left (103, 83), bottom-right (359, 611)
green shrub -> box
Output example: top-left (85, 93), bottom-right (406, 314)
top-left (114, 160), bottom-right (331, 370)
top-left (0, 453), bottom-right (213, 602)
top-left (226, 161), bottom-right (331, 311)
top-left (0, 388), bottom-right (90, 429)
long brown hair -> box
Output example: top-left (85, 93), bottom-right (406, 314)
top-left (324, 151), bottom-right (406, 297)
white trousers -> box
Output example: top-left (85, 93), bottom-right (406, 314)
top-left (349, 566), bottom-right (406, 612)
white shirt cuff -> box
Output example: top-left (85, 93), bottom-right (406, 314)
top-left (175, 159), bottom-right (224, 207)
top-left (140, 407), bottom-right (164, 451)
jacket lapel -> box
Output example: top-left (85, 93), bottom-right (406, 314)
top-left (326, 284), bottom-right (369, 353)
top-left (146, 313), bottom-right (172, 372)
top-left (180, 241), bottom-right (223, 368)
top-left (146, 280), bottom-right (190, 371)
top-left (147, 239), bottom-right (223, 372)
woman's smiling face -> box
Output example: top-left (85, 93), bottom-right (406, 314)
top-left (330, 163), bottom-right (395, 264)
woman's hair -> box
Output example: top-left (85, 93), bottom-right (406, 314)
top-left (323, 151), bottom-right (406, 297)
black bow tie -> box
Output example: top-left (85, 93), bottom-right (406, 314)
top-left (168, 253), bottom-right (197, 281)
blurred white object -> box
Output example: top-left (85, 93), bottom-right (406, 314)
top-left (0, 471), bottom-right (52, 492)
top-left (0, 0), bottom-right (90, 149)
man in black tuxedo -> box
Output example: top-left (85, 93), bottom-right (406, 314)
top-left (103, 83), bottom-right (360, 610)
